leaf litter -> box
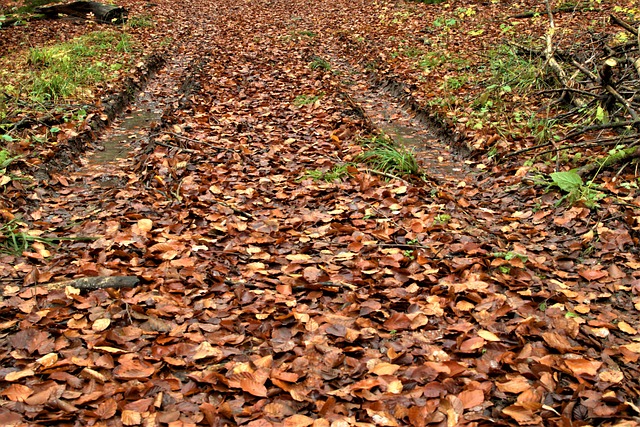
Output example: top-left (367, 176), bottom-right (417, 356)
top-left (0, 0), bottom-right (639, 426)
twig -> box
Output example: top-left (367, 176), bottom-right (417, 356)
top-left (163, 131), bottom-right (239, 153)
top-left (155, 141), bottom-right (199, 153)
top-left (565, 119), bottom-right (640, 139)
top-left (44, 276), bottom-right (139, 291)
top-left (536, 88), bottom-right (600, 98)
top-left (610, 14), bottom-right (638, 37)
top-left (361, 168), bottom-right (409, 183)
top-left (533, 134), bottom-right (640, 157)
top-left (214, 200), bottom-right (254, 219)
top-left (511, 3), bottom-right (599, 19)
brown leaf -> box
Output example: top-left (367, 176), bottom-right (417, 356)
top-left (113, 354), bottom-right (155, 380)
top-left (95, 398), bottom-right (118, 420)
top-left (541, 332), bottom-right (573, 353)
top-left (565, 358), bottom-right (601, 377)
top-left (578, 269), bottom-right (608, 281)
top-left (240, 376), bottom-right (268, 397)
top-left (458, 389), bottom-right (484, 409)
top-left (459, 337), bottom-right (485, 353)
top-left (283, 414), bottom-right (314, 427)
top-left (121, 409), bottom-right (142, 426)
top-left (371, 362), bottom-right (401, 376)
top-left (497, 376), bottom-right (531, 394)
top-left (383, 312), bottom-right (411, 330)
top-left (502, 404), bottom-right (542, 425)
top-left (0, 384), bottom-right (33, 402)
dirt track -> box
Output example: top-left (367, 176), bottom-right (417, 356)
top-left (1, 0), bottom-right (639, 425)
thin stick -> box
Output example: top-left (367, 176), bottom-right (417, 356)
top-left (361, 168), bottom-right (409, 183)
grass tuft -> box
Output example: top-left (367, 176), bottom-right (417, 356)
top-left (357, 135), bottom-right (421, 177)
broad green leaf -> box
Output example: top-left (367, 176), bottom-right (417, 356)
top-left (596, 105), bottom-right (606, 123)
top-left (550, 170), bottom-right (583, 193)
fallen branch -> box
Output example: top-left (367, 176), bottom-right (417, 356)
top-left (533, 134), bottom-right (640, 157)
top-left (565, 119), bottom-right (640, 139)
top-left (578, 145), bottom-right (640, 177)
top-left (610, 14), bottom-right (638, 37)
top-left (35, 1), bottom-right (127, 24)
top-left (511, 3), bottom-right (599, 19)
top-left (361, 168), bottom-right (409, 183)
top-left (45, 276), bottom-right (139, 290)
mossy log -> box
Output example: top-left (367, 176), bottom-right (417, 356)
top-left (35, 1), bottom-right (127, 24)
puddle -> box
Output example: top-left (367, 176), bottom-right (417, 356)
top-left (90, 94), bottom-right (162, 164)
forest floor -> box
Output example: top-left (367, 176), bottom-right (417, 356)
top-left (0, 0), bottom-right (640, 426)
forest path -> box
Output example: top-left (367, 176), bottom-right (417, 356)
top-left (1, 0), bottom-right (638, 425)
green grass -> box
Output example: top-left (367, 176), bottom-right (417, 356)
top-left (302, 164), bottom-right (352, 182)
top-left (127, 14), bottom-right (154, 28)
top-left (2, 31), bottom-right (133, 103)
top-left (483, 45), bottom-right (546, 94)
top-left (293, 93), bottom-right (322, 107)
top-left (310, 56), bottom-right (331, 71)
top-left (357, 135), bottom-right (421, 177)
top-left (0, 219), bottom-right (95, 255)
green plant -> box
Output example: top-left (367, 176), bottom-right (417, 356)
top-left (0, 147), bottom-right (22, 187)
top-left (492, 251), bottom-right (528, 263)
top-left (22, 31), bottom-right (131, 102)
top-left (443, 76), bottom-right (467, 91)
top-left (418, 52), bottom-right (445, 70)
top-left (127, 14), bottom-right (154, 28)
top-left (0, 219), bottom-right (93, 255)
top-left (357, 136), bottom-right (421, 177)
top-left (302, 164), bottom-right (352, 182)
top-left (433, 17), bottom-right (458, 28)
top-left (548, 170), bottom-right (604, 208)
top-left (484, 45), bottom-right (546, 93)
top-left (310, 56), bottom-right (331, 71)
top-left (293, 93), bottom-right (322, 107)
top-left (434, 213), bottom-right (451, 224)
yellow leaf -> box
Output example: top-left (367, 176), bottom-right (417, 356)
top-left (478, 329), bottom-right (501, 342)
top-left (92, 318), bottom-right (111, 332)
top-left (371, 362), bottom-right (400, 376)
top-left (618, 321), bottom-right (638, 335)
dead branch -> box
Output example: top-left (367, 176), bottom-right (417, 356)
top-left (578, 145), bottom-right (640, 177)
top-left (610, 14), bottom-right (638, 37)
top-left (511, 3), bottom-right (599, 19)
top-left (45, 276), bottom-right (139, 290)
top-left (34, 1), bottom-right (127, 25)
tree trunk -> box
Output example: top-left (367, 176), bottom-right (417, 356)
top-left (35, 1), bottom-right (127, 25)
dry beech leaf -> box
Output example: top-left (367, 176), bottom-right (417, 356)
top-left (4, 369), bottom-right (35, 382)
top-left (283, 414), bottom-right (314, 427)
top-left (617, 321), bottom-right (638, 335)
top-left (477, 330), bottom-right (500, 342)
top-left (1, 384), bottom-right (33, 402)
top-left (240, 377), bottom-right (268, 397)
top-left (497, 376), bottom-right (531, 394)
top-left (565, 358), bottom-right (602, 377)
top-left (121, 410), bottom-right (142, 426)
top-left (459, 337), bottom-right (485, 352)
top-left (371, 362), bottom-right (400, 376)
top-left (192, 341), bottom-right (223, 361)
top-left (137, 218), bottom-right (153, 233)
top-left (92, 318), bottom-right (111, 332)
top-left (502, 404), bottom-right (542, 425)
top-left (458, 389), bottom-right (484, 409)
top-left (113, 355), bottom-right (155, 380)
top-left (95, 398), bottom-right (118, 420)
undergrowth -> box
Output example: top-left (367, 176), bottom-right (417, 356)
top-left (1, 30), bottom-right (135, 104)
top-left (358, 134), bottom-right (421, 177)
